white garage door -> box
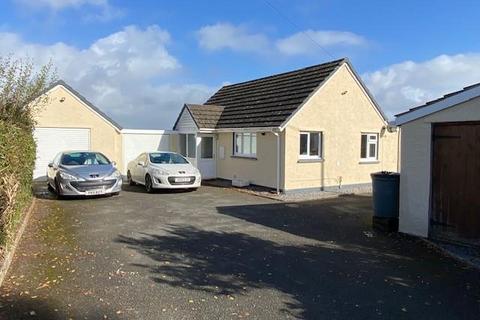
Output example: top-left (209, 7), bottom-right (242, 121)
top-left (33, 128), bottom-right (90, 179)
top-left (122, 132), bottom-right (170, 173)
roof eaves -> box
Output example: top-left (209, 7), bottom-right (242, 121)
top-left (343, 59), bottom-right (389, 123)
top-left (395, 83), bottom-right (480, 125)
top-left (278, 58), bottom-right (346, 131)
top-left (49, 80), bottom-right (123, 131)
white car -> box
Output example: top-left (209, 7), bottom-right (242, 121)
top-left (127, 152), bottom-right (201, 192)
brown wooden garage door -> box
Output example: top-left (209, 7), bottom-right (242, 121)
top-left (431, 122), bottom-right (480, 245)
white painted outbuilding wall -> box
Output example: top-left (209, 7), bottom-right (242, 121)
top-left (121, 129), bottom-right (173, 174)
top-left (398, 96), bottom-right (480, 237)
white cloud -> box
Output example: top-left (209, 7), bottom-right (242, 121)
top-left (196, 23), bottom-right (366, 57)
top-left (14, 0), bottom-right (123, 21)
top-left (362, 54), bottom-right (480, 119)
top-left (276, 30), bottom-right (366, 56)
top-left (0, 25), bottom-right (215, 129)
top-left (196, 23), bottom-right (270, 54)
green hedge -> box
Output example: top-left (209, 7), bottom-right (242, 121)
top-left (0, 120), bottom-right (36, 247)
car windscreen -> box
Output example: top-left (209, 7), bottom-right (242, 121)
top-left (61, 152), bottom-right (111, 166)
top-left (149, 153), bottom-right (188, 164)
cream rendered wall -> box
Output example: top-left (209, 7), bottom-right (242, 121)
top-left (284, 64), bottom-right (398, 191)
top-left (34, 86), bottom-right (123, 169)
top-left (215, 131), bottom-right (284, 189)
top-left (399, 96), bottom-right (480, 237)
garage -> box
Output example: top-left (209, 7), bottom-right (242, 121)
top-left (395, 83), bottom-right (480, 245)
top-left (33, 80), bottom-right (176, 179)
top-left (33, 80), bottom-right (124, 179)
top-left (33, 128), bottom-right (90, 179)
top-left (121, 129), bottom-right (172, 173)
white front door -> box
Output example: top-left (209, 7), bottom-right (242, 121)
top-left (197, 135), bottom-right (216, 179)
top-left (33, 127), bottom-right (91, 180)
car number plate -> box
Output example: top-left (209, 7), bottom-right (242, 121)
top-left (175, 177), bottom-right (190, 183)
top-left (86, 189), bottom-right (106, 196)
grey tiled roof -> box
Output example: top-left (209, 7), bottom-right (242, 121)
top-left (204, 58), bottom-right (346, 128)
top-left (186, 104), bottom-right (224, 129)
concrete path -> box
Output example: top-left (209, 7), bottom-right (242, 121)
top-left (0, 184), bottom-right (479, 319)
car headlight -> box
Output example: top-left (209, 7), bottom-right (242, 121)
top-left (106, 170), bottom-right (121, 180)
top-left (152, 168), bottom-right (168, 176)
top-left (59, 171), bottom-right (84, 181)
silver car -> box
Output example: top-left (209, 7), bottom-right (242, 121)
top-left (47, 151), bottom-right (122, 197)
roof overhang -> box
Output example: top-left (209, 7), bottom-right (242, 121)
top-left (395, 85), bottom-right (480, 126)
top-left (279, 59), bottom-right (389, 131)
top-left (43, 80), bottom-right (123, 132)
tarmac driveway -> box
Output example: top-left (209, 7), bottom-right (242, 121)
top-left (0, 184), bottom-right (479, 319)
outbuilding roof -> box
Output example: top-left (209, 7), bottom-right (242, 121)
top-left (395, 82), bottom-right (480, 125)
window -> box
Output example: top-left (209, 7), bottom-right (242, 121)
top-left (299, 132), bottom-right (322, 159)
top-left (201, 137), bottom-right (213, 159)
top-left (61, 152), bottom-right (110, 166)
top-left (234, 132), bottom-right (257, 157)
top-left (360, 133), bottom-right (378, 161)
top-left (149, 152), bottom-right (189, 164)
top-left (179, 134), bottom-right (196, 158)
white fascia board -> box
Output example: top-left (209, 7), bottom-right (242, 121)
top-left (395, 85), bottom-right (480, 126)
top-left (121, 129), bottom-right (174, 134)
top-left (213, 127), bottom-right (282, 133)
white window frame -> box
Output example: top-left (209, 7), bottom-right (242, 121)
top-left (179, 133), bottom-right (196, 158)
top-left (360, 133), bottom-right (379, 161)
top-left (299, 131), bottom-right (323, 160)
top-left (233, 132), bottom-right (257, 158)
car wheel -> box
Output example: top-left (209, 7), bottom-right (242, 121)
top-left (145, 174), bottom-right (154, 193)
top-left (55, 179), bottom-right (64, 200)
top-left (127, 171), bottom-right (136, 186)
top-left (47, 182), bottom-right (55, 193)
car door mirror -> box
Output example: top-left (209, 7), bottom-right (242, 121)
top-left (137, 161), bottom-right (145, 167)
top-left (48, 162), bottom-right (54, 168)
top-left (112, 161), bottom-right (117, 167)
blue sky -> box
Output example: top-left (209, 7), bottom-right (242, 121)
top-left (1, 0), bottom-right (480, 128)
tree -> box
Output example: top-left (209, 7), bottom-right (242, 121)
top-left (0, 56), bottom-right (56, 130)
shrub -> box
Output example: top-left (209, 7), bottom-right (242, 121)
top-left (0, 56), bottom-right (56, 253)
top-left (0, 120), bottom-right (36, 249)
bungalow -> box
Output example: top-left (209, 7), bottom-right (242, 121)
top-left (173, 58), bottom-right (399, 193)
top-left (395, 83), bottom-right (480, 245)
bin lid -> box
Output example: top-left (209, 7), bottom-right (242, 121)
top-left (371, 171), bottom-right (400, 178)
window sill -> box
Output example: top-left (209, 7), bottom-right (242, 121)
top-left (231, 155), bottom-right (257, 160)
top-left (298, 158), bottom-right (324, 163)
top-left (359, 160), bottom-right (380, 164)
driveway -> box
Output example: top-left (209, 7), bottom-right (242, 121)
top-left (1, 184), bottom-right (479, 319)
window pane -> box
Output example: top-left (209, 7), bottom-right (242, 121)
top-left (187, 134), bottom-right (196, 157)
top-left (369, 134), bottom-right (377, 141)
top-left (369, 142), bottom-right (377, 159)
top-left (201, 137), bottom-right (213, 159)
top-left (360, 135), bottom-right (367, 158)
top-left (243, 133), bottom-right (251, 155)
top-left (179, 134), bottom-right (186, 156)
top-left (300, 134), bottom-right (308, 155)
top-left (235, 133), bottom-right (241, 154)
top-left (251, 133), bottom-right (257, 155)
top-left (309, 133), bottom-right (320, 156)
